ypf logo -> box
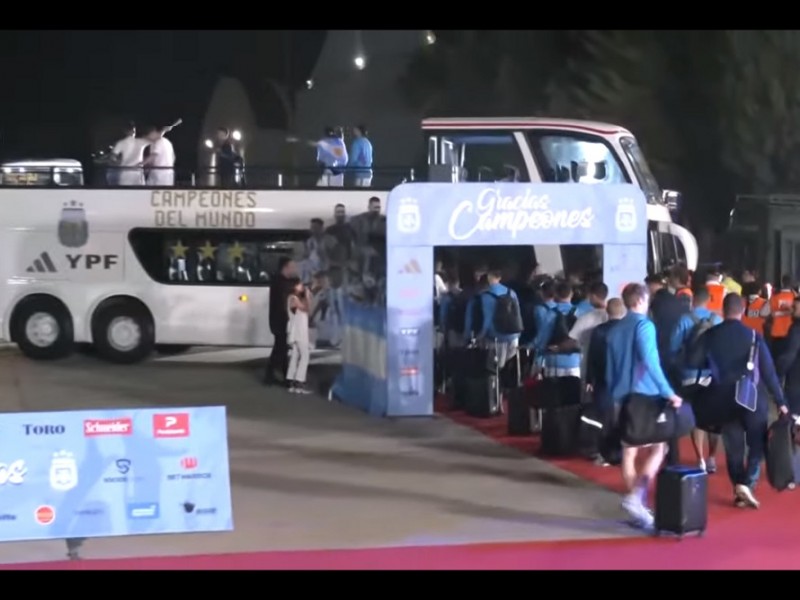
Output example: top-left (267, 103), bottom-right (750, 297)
top-left (153, 413), bottom-right (190, 438)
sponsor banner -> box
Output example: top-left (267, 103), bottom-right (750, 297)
top-left (0, 406), bottom-right (232, 542)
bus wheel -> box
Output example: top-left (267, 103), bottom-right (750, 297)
top-left (92, 301), bottom-right (154, 364)
top-left (156, 344), bottom-right (191, 355)
top-left (11, 296), bottom-right (74, 360)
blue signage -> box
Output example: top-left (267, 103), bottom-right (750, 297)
top-left (0, 406), bottom-right (232, 542)
top-left (384, 183), bottom-right (648, 417)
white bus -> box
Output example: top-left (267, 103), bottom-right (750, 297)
top-left (0, 116), bottom-right (698, 364)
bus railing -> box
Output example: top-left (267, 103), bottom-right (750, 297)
top-left (0, 164), bottom-right (418, 190)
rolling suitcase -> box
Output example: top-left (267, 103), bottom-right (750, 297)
top-left (654, 466), bottom-right (707, 538)
top-left (540, 404), bottom-right (581, 456)
top-left (449, 346), bottom-right (488, 410)
top-left (766, 416), bottom-right (800, 491)
top-left (464, 374), bottom-right (500, 418)
top-left (506, 353), bottom-right (529, 435)
top-left (464, 341), bottom-right (503, 419)
top-left (578, 403), bottom-right (605, 459)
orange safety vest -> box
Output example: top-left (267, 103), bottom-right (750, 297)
top-left (742, 296), bottom-right (766, 335)
top-left (769, 289), bottom-right (797, 338)
top-left (706, 282), bottom-right (726, 315)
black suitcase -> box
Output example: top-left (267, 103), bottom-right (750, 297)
top-left (766, 416), bottom-right (800, 491)
top-left (464, 374), bottom-right (500, 418)
top-left (507, 386), bottom-right (531, 436)
top-left (654, 466), bottom-right (707, 538)
top-left (541, 404), bottom-right (581, 456)
top-left (578, 403), bottom-right (606, 458)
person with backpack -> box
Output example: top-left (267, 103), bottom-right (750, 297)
top-left (463, 273), bottom-right (490, 341)
top-left (476, 269), bottom-right (523, 368)
top-left (670, 287), bottom-right (723, 472)
top-left (537, 281), bottom-right (582, 390)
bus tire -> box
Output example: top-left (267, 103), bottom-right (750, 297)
top-left (156, 344), bottom-right (191, 355)
top-left (92, 300), bottom-right (154, 364)
top-left (10, 295), bottom-right (74, 361)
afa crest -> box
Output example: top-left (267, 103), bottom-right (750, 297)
top-left (615, 197), bottom-right (637, 233)
top-left (58, 200), bottom-right (89, 248)
top-left (397, 197), bottom-right (421, 234)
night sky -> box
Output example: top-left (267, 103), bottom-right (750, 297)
top-left (0, 30), bottom-right (327, 168)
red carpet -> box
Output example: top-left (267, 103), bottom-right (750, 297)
top-left (4, 398), bottom-right (798, 570)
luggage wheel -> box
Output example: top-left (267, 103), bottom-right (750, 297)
top-left (788, 483), bottom-right (796, 490)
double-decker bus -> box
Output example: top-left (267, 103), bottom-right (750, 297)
top-left (0, 116), bottom-right (697, 364)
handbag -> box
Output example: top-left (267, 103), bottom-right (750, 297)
top-left (734, 330), bottom-right (759, 413)
top-left (618, 321), bottom-right (696, 446)
top-left (620, 394), bottom-right (695, 446)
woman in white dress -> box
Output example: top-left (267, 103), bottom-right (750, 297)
top-left (286, 278), bottom-right (312, 394)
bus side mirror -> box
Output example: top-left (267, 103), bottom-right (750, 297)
top-left (662, 189), bottom-right (681, 211)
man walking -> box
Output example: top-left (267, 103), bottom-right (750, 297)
top-left (670, 287), bottom-right (722, 472)
top-left (776, 296), bottom-right (800, 415)
top-left (696, 294), bottom-right (788, 508)
top-left (606, 283), bottom-right (682, 529)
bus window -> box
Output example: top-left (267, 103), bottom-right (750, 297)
top-left (561, 245), bottom-right (603, 281)
top-left (426, 132), bottom-right (529, 182)
top-left (527, 132), bottom-right (629, 185)
top-left (129, 229), bottom-right (308, 286)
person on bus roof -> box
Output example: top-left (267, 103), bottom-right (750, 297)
top-left (110, 122), bottom-right (147, 186)
top-left (349, 124), bottom-right (373, 187)
top-left (143, 125), bottom-right (176, 187)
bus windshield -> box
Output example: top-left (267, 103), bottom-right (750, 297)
top-left (619, 136), bottom-right (661, 204)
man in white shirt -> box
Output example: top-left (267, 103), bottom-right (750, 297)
top-left (143, 125), bottom-right (176, 186)
top-left (111, 123), bottom-right (148, 186)
top-left (556, 282), bottom-right (610, 380)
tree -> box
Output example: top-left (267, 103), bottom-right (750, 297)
top-left (398, 31), bottom-right (565, 116)
top-left (716, 30), bottom-right (800, 195)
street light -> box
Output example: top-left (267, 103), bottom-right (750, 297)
top-left (231, 130), bottom-right (242, 142)
top-left (305, 79), bottom-right (314, 90)
top-left (353, 55), bottom-right (366, 70)
top-left (424, 30), bottom-right (436, 45)
top-left (204, 139), bottom-right (213, 149)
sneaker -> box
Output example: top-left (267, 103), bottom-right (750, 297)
top-left (621, 494), bottom-right (655, 530)
top-left (734, 496), bottom-right (746, 508)
top-left (287, 381), bottom-right (297, 393)
top-left (706, 457), bottom-right (717, 474)
top-left (296, 384), bottom-right (312, 394)
top-left (735, 484), bottom-right (760, 509)
top-left (593, 456), bottom-right (611, 467)
top-left (698, 458), bottom-right (707, 472)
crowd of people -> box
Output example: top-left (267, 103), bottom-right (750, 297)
top-left (435, 261), bottom-right (799, 531)
top-left (264, 197), bottom-right (386, 390)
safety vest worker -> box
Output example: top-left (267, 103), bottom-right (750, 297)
top-left (705, 278), bottom-right (726, 315)
top-left (742, 295), bottom-right (767, 335)
top-left (768, 286), bottom-right (797, 339)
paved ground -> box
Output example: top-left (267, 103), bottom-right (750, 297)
top-left (0, 345), bottom-right (636, 564)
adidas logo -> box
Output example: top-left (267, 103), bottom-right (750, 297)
top-left (26, 252), bottom-right (57, 274)
top-left (398, 259), bottom-right (422, 274)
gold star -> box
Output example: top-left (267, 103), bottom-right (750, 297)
top-left (199, 240), bottom-right (217, 259)
top-left (227, 241), bottom-right (245, 261)
top-left (170, 240), bottom-right (188, 258)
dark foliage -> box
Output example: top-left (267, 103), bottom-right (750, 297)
top-left (399, 30), bottom-right (800, 230)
